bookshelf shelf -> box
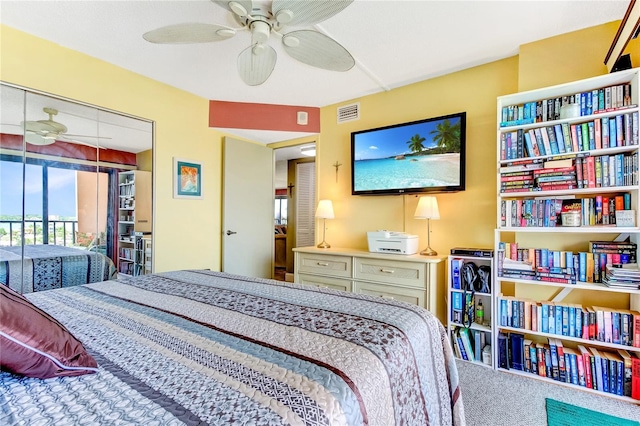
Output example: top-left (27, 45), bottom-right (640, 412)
top-left (497, 325), bottom-right (640, 353)
top-left (498, 225), bottom-right (640, 233)
top-left (117, 170), bottom-right (152, 277)
top-left (447, 252), bottom-right (494, 368)
top-left (496, 367), bottom-right (640, 405)
top-left (496, 277), bottom-right (640, 294)
top-left (494, 68), bottom-right (640, 402)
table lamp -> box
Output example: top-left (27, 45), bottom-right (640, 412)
top-left (414, 196), bottom-right (440, 256)
top-left (315, 199), bottom-right (334, 249)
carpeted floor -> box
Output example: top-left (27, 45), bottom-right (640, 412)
top-left (456, 360), bottom-right (640, 426)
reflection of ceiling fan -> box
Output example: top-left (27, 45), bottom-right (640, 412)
top-left (143, 0), bottom-right (355, 86)
top-left (22, 107), bottom-right (111, 147)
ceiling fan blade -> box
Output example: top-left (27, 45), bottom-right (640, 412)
top-left (63, 133), bottom-right (112, 140)
top-left (25, 132), bottom-right (55, 146)
top-left (237, 44), bottom-right (277, 86)
top-left (22, 120), bottom-right (58, 133)
top-left (57, 136), bottom-right (108, 149)
top-left (272, 0), bottom-right (353, 26)
top-left (143, 23), bottom-right (236, 44)
top-left (282, 30), bottom-right (354, 72)
top-left (211, 0), bottom-right (253, 17)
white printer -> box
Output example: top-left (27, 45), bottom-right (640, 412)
top-left (367, 231), bottom-right (419, 255)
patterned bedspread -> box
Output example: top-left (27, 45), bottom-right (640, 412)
top-left (0, 244), bottom-right (117, 293)
top-left (0, 270), bottom-right (465, 425)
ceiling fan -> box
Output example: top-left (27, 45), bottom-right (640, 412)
top-left (22, 107), bottom-right (111, 147)
top-left (143, 0), bottom-right (355, 86)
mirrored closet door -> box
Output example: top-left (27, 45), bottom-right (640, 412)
top-left (0, 83), bottom-right (153, 294)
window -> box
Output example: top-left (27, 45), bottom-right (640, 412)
top-left (275, 196), bottom-right (287, 225)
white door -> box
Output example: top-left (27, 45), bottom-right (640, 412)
top-left (222, 137), bottom-right (274, 278)
top-left (295, 161), bottom-right (316, 247)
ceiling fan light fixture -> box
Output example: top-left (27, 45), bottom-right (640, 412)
top-left (283, 35), bottom-right (299, 48)
top-left (216, 28), bottom-right (236, 38)
top-left (275, 9), bottom-right (294, 24)
top-left (228, 1), bottom-right (248, 16)
top-left (251, 20), bottom-right (271, 44)
top-left (252, 43), bottom-right (266, 55)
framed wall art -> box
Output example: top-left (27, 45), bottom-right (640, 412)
top-left (173, 157), bottom-right (203, 199)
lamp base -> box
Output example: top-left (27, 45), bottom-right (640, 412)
top-left (420, 247), bottom-right (437, 256)
top-left (317, 241), bottom-right (331, 249)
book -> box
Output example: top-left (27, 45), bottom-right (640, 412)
top-left (590, 347), bottom-right (604, 391)
top-left (449, 247), bottom-right (494, 257)
top-left (555, 338), bottom-right (567, 382)
top-left (451, 291), bottom-right (463, 324)
top-left (578, 345), bottom-right (593, 389)
top-left (632, 352), bottom-right (640, 399)
top-left (548, 338), bottom-right (560, 380)
top-left (456, 331), bottom-right (469, 361)
top-left (498, 332), bottom-right (509, 369)
top-left (618, 349), bottom-right (633, 397)
top-left (459, 327), bottom-right (475, 362)
top-left (473, 329), bottom-right (482, 362)
top-left (451, 258), bottom-right (464, 289)
top-left (510, 332), bottom-right (525, 371)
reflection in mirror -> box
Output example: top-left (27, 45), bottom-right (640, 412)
top-left (0, 83), bottom-right (153, 293)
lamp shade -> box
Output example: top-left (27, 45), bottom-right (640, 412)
top-left (414, 196), bottom-right (440, 220)
top-left (315, 199), bottom-right (334, 219)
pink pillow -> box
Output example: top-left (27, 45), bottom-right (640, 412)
top-left (0, 285), bottom-right (98, 378)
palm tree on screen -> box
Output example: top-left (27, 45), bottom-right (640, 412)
top-left (430, 119), bottom-right (461, 152)
top-left (407, 134), bottom-right (426, 153)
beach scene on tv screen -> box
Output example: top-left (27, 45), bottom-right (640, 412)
top-left (353, 116), bottom-right (462, 192)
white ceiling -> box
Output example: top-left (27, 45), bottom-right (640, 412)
top-left (0, 0), bottom-right (631, 146)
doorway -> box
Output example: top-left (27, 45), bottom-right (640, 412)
top-left (273, 143), bottom-right (316, 281)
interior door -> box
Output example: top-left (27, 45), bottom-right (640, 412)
top-left (222, 137), bottom-right (273, 278)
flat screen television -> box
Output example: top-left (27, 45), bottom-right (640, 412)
top-left (351, 112), bottom-right (466, 195)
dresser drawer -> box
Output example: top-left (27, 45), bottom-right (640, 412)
top-left (354, 281), bottom-right (425, 307)
top-left (354, 257), bottom-right (426, 289)
top-left (297, 252), bottom-right (352, 278)
top-left (297, 273), bottom-right (352, 292)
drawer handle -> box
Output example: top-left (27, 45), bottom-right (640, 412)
top-left (380, 268), bottom-right (395, 274)
top-left (316, 262), bottom-right (329, 267)
top-left (381, 295), bottom-right (395, 300)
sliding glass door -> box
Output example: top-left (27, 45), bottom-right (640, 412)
top-left (0, 83), bottom-right (153, 293)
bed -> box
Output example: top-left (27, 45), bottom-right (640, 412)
top-left (0, 270), bottom-right (465, 425)
top-left (0, 244), bottom-right (117, 293)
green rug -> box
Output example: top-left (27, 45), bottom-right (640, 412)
top-left (546, 398), bottom-right (639, 426)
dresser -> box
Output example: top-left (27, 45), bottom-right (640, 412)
top-left (293, 247), bottom-right (446, 322)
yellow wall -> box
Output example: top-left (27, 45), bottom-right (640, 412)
top-left (0, 25), bottom-right (224, 272)
top-left (0, 20), bottom-right (629, 277)
top-left (518, 22), bottom-right (617, 91)
top-left (137, 149), bottom-right (153, 172)
top-left (315, 57), bottom-right (519, 253)
top-left (313, 21), bottom-right (626, 261)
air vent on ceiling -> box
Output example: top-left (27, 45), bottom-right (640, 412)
top-left (337, 103), bottom-right (360, 123)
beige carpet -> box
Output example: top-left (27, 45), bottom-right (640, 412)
top-left (456, 360), bottom-right (640, 426)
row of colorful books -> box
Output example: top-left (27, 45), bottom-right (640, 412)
top-left (497, 295), bottom-right (640, 347)
top-left (498, 332), bottom-right (640, 399)
top-left (499, 83), bottom-right (634, 127)
top-left (499, 152), bottom-right (638, 193)
top-left (500, 111), bottom-right (639, 160)
top-left (499, 194), bottom-right (632, 227)
top-left (497, 241), bottom-right (637, 284)
top-left (451, 326), bottom-right (488, 363)
top-left (574, 154), bottom-right (638, 189)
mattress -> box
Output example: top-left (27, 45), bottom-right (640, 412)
top-left (0, 270), bottom-right (465, 425)
top-left (0, 244), bottom-right (117, 293)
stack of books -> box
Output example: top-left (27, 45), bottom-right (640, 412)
top-left (602, 264), bottom-right (640, 289)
